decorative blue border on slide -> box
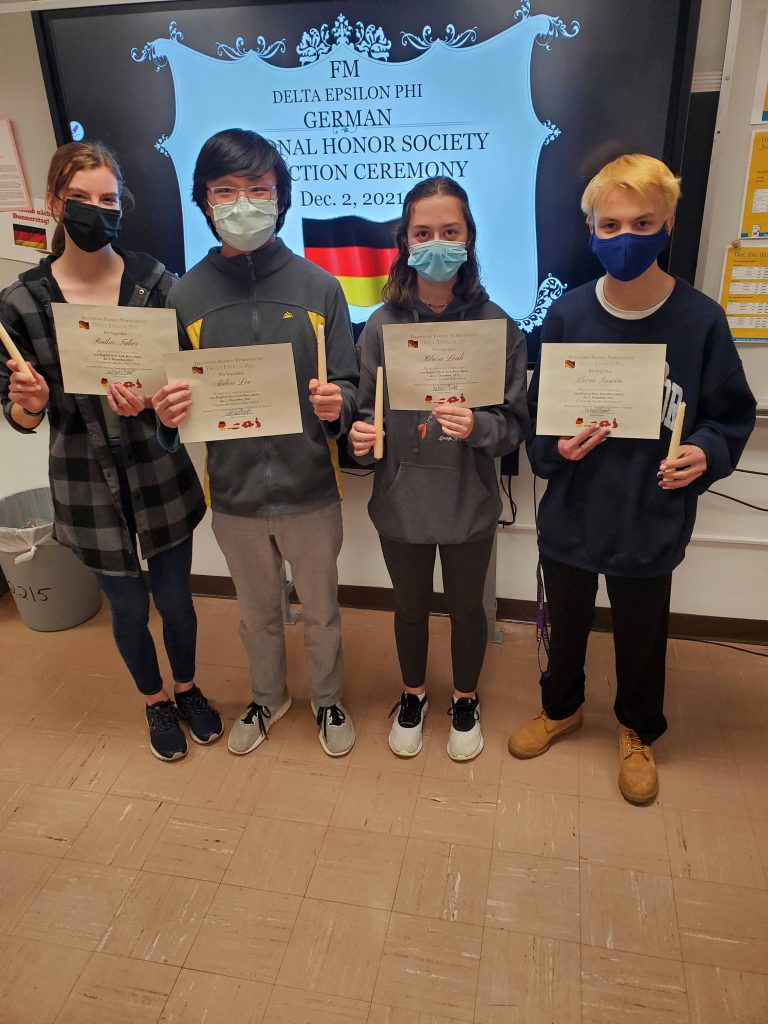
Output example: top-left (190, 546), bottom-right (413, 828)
top-left (131, 3), bottom-right (580, 329)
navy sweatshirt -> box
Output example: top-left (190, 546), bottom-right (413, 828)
top-left (527, 279), bottom-right (756, 577)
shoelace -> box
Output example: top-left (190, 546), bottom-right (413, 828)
top-left (242, 701), bottom-right (272, 738)
top-left (625, 730), bottom-right (649, 757)
top-left (316, 704), bottom-right (345, 740)
top-left (147, 701), bottom-right (179, 732)
top-left (176, 687), bottom-right (210, 716)
top-left (447, 697), bottom-right (479, 732)
top-left (388, 693), bottom-right (424, 728)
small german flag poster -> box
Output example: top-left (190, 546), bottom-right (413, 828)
top-left (0, 197), bottom-right (54, 265)
top-left (303, 215), bottom-right (397, 309)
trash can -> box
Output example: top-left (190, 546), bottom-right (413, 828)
top-left (0, 487), bottom-right (102, 631)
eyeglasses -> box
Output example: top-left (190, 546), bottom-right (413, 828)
top-left (207, 185), bottom-right (277, 205)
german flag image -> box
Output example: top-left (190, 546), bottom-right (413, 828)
top-left (13, 223), bottom-right (47, 251)
top-left (303, 215), bottom-right (398, 308)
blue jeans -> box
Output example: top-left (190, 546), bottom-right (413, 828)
top-left (95, 449), bottom-right (197, 696)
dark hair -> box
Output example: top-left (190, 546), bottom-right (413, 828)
top-left (382, 177), bottom-right (485, 310)
top-left (192, 128), bottom-right (292, 239)
top-left (47, 141), bottom-right (132, 257)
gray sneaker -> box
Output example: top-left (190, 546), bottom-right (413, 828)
top-left (311, 700), bottom-right (355, 757)
top-left (228, 694), bottom-right (292, 755)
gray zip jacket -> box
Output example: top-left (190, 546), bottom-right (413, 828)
top-left (164, 239), bottom-right (358, 517)
top-left (352, 295), bottom-right (529, 545)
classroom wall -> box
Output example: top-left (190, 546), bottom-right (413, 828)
top-left (0, 3), bottom-right (764, 621)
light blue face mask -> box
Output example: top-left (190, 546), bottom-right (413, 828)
top-left (407, 240), bottom-right (468, 283)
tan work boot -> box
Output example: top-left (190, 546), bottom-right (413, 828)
top-left (617, 726), bottom-right (659, 804)
top-left (507, 708), bottom-right (583, 759)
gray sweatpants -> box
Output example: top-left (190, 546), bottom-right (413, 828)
top-left (212, 502), bottom-right (344, 709)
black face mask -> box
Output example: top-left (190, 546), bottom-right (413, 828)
top-left (62, 199), bottom-right (121, 252)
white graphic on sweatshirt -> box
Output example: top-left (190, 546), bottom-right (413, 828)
top-left (661, 377), bottom-right (684, 431)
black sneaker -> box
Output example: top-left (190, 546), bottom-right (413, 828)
top-left (175, 685), bottom-right (224, 744)
top-left (388, 692), bottom-right (428, 758)
top-left (146, 700), bottom-right (187, 761)
top-left (446, 695), bottom-right (484, 762)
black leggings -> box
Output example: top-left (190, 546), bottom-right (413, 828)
top-left (540, 554), bottom-right (672, 744)
top-left (379, 535), bottom-right (495, 694)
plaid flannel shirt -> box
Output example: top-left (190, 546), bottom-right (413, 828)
top-left (0, 250), bottom-right (205, 576)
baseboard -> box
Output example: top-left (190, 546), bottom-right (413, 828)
top-left (189, 576), bottom-right (767, 645)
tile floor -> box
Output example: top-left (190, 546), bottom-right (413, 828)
top-left (0, 593), bottom-right (766, 1023)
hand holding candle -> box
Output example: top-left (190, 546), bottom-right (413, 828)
top-left (374, 365), bottom-right (384, 460)
top-left (666, 401), bottom-right (686, 462)
top-left (0, 322), bottom-right (35, 382)
top-left (658, 401), bottom-right (706, 489)
top-left (317, 321), bottom-right (327, 386)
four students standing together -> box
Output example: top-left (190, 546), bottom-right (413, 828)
top-left (0, 135), bottom-right (756, 804)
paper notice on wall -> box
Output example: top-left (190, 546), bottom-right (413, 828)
top-left (0, 198), bottom-right (54, 264)
top-left (752, 16), bottom-right (768, 123)
top-left (0, 119), bottom-right (31, 212)
top-left (719, 244), bottom-right (768, 341)
top-left (738, 130), bottom-right (768, 239)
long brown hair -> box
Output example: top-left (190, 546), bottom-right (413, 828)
top-left (382, 177), bottom-right (485, 311)
top-left (47, 141), bottom-right (131, 256)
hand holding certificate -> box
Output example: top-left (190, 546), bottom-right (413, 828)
top-left (162, 344), bottom-right (303, 443)
top-left (382, 319), bottom-right (506, 410)
top-left (536, 343), bottom-right (667, 440)
top-left (51, 304), bottom-right (179, 396)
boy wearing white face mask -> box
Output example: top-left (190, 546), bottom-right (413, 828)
top-left (508, 155), bottom-right (756, 804)
top-left (155, 129), bottom-right (359, 758)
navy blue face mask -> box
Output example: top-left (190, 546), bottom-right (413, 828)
top-left (590, 225), bottom-right (669, 282)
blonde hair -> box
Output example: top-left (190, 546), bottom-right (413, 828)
top-left (47, 141), bottom-right (131, 256)
top-left (581, 154), bottom-right (681, 225)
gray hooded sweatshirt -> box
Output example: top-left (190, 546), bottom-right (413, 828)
top-left (353, 294), bottom-right (529, 545)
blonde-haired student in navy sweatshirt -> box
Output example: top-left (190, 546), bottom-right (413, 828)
top-left (508, 155), bottom-right (756, 804)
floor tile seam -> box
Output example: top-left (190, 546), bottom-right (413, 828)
top-left (50, 946), bottom-right (99, 1023)
top-left (267, 823), bottom-right (330, 988)
top-left (95, 865), bottom-right (222, 964)
top-left (472, 925), bottom-right (584, 1024)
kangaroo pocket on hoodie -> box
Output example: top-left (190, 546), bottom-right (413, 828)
top-left (369, 461), bottom-right (500, 545)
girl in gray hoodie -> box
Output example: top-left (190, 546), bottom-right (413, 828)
top-left (350, 178), bottom-right (529, 761)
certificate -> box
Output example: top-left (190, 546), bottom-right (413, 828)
top-left (163, 344), bottom-right (303, 443)
top-left (536, 343), bottom-right (666, 439)
top-left (51, 304), bottom-right (178, 396)
top-left (382, 319), bottom-right (506, 411)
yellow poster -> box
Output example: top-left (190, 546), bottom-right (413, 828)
top-left (719, 244), bottom-right (768, 342)
top-left (739, 130), bottom-right (768, 238)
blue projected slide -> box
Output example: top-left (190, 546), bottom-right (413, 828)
top-left (131, 10), bottom-right (578, 327)
top-left (41, 0), bottom-right (692, 354)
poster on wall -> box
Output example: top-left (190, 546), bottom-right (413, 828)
top-left (0, 119), bottom-right (31, 212)
top-left (751, 14), bottom-right (768, 123)
top-left (738, 129), bottom-right (768, 238)
top-left (719, 243), bottom-right (768, 342)
top-left (0, 198), bottom-right (54, 264)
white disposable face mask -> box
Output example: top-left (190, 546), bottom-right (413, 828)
top-left (211, 197), bottom-right (277, 251)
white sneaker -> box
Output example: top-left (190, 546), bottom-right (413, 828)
top-left (311, 700), bottom-right (355, 756)
top-left (388, 692), bottom-right (428, 757)
top-left (228, 694), bottom-right (292, 755)
top-left (447, 695), bottom-right (483, 761)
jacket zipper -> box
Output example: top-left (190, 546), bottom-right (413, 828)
top-left (247, 255), bottom-right (271, 508)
